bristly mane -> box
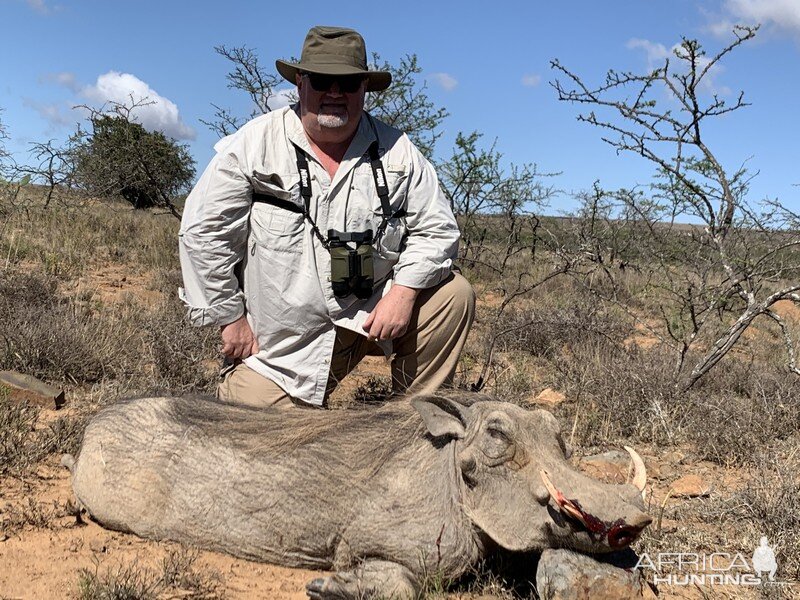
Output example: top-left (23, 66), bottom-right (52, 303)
top-left (160, 394), bottom-right (428, 480)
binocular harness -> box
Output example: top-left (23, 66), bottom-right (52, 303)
top-left (252, 117), bottom-right (405, 299)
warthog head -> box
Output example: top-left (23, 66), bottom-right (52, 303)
top-left (413, 395), bottom-right (651, 554)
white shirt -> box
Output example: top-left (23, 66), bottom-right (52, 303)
top-left (179, 106), bottom-right (459, 405)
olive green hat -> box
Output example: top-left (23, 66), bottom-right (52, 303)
top-left (276, 26), bottom-right (392, 92)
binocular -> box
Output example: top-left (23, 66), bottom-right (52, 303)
top-left (328, 229), bottom-right (374, 299)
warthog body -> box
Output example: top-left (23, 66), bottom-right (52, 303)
top-left (65, 393), bottom-right (651, 599)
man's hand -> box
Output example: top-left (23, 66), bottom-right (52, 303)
top-left (362, 285), bottom-right (419, 342)
top-left (220, 315), bottom-right (260, 359)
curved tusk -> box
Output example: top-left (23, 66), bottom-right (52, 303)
top-left (539, 469), bottom-right (589, 527)
top-left (624, 445), bottom-right (647, 495)
top-left (540, 469), bottom-right (561, 504)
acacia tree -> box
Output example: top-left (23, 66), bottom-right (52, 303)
top-left (438, 130), bottom-right (572, 391)
top-left (72, 99), bottom-right (195, 217)
top-left (11, 139), bottom-right (77, 207)
top-left (552, 25), bottom-right (800, 390)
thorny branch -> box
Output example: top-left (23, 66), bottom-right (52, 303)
top-left (551, 25), bottom-right (800, 388)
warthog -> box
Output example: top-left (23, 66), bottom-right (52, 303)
top-left (63, 393), bottom-right (651, 599)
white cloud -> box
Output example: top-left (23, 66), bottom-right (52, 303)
top-left (717, 0), bottom-right (800, 36)
top-left (22, 98), bottom-right (74, 127)
top-left (626, 38), bottom-right (671, 67)
top-left (266, 87), bottom-right (297, 110)
top-left (41, 71), bottom-right (80, 93)
top-left (429, 72), bottom-right (458, 92)
top-left (521, 73), bottom-right (542, 87)
top-left (79, 71), bottom-right (196, 140)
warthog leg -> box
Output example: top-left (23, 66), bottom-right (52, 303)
top-left (306, 560), bottom-right (417, 600)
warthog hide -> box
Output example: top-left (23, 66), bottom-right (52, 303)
top-left (63, 393), bottom-right (651, 599)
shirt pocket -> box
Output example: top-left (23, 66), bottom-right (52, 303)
top-left (375, 165), bottom-right (408, 256)
top-left (372, 210), bottom-right (407, 257)
top-left (249, 171), bottom-right (305, 254)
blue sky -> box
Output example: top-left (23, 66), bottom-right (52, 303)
top-left (1, 0), bottom-right (798, 213)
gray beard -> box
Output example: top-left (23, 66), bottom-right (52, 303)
top-left (317, 114), bottom-right (348, 128)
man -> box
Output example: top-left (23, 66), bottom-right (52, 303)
top-left (179, 26), bottom-right (474, 408)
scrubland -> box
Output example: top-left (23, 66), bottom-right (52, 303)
top-left (1, 189), bottom-right (798, 599)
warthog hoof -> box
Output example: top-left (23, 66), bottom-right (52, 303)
top-left (305, 560), bottom-right (417, 599)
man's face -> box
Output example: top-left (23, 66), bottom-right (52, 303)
top-left (296, 72), bottom-right (367, 144)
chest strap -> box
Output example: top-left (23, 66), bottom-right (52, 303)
top-left (252, 138), bottom-right (406, 245)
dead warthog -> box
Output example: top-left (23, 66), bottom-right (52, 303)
top-left (62, 393), bottom-right (651, 599)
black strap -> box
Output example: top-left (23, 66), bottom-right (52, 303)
top-left (368, 141), bottom-right (392, 219)
top-left (252, 192), bottom-right (304, 214)
top-left (252, 132), bottom-right (405, 247)
top-left (367, 138), bottom-right (406, 240)
top-left (294, 146), bottom-right (313, 204)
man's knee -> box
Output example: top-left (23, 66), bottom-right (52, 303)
top-left (424, 272), bottom-right (475, 326)
top-left (447, 272), bottom-right (476, 320)
top-left (217, 362), bottom-right (298, 409)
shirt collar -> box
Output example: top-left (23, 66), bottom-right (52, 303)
top-left (286, 105), bottom-right (377, 188)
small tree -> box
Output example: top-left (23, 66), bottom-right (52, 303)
top-left (72, 99), bottom-right (195, 217)
top-left (12, 139), bottom-right (77, 207)
top-left (439, 131), bottom-right (572, 391)
top-left (552, 25), bottom-right (800, 389)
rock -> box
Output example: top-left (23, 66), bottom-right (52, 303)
top-left (533, 388), bottom-right (567, 407)
top-left (0, 370), bottom-right (65, 409)
top-left (579, 450), bottom-right (631, 484)
top-left (662, 450), bottom-right (685, 465)
top-left (670, 474), bottom-right (711, 498)
top-left (651, 462), bottom-right (676, 480)
top-left (536, 549), bottom-right (655, 600)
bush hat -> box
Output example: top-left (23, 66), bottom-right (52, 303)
top-left (276, 26), bottom-right (392, 92)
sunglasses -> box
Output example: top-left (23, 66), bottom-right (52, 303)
top-left (302, 72), bottom-right (366, 93)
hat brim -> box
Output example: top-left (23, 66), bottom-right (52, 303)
top-left (276, 59), bottom-right (391, 92)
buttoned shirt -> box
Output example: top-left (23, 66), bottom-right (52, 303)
top-left (179, 106), bottom-right (459, 406)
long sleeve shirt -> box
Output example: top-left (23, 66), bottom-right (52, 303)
top-left (179, 106), bottom-right (459, 405)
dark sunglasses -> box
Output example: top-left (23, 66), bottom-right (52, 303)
top-left (302, 72), bottom-right (365, 93)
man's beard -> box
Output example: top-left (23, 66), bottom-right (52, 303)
top-left (317, 113), bottom-right (348, 128)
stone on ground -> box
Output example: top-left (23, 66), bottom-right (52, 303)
top-left (536, 548), bottom-right (655, 599)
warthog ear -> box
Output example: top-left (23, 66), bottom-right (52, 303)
top-left (411, 395), bottom-right (468, 440)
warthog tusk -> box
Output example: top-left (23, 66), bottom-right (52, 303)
top-left (624, 446), bottom-right (647, 497)
top-left (539, 469), bottom-right (589, 527)
top-left (540, 469), bottom-right (561, 504)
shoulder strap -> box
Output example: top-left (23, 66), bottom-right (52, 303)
top-left (252, 192), bottom-right (304, 214)
top-left (367, 140), bottom-right (393, 220)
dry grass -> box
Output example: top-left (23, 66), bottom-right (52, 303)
top-left (0, 387), bottom-right (85, 476)
top-left (2, 189), bottom-right (799, 594)
top-left (77, 547), bottom-right (223, 600)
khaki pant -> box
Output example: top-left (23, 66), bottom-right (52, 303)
top-left (217, 273), bottom-right (475, 408)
